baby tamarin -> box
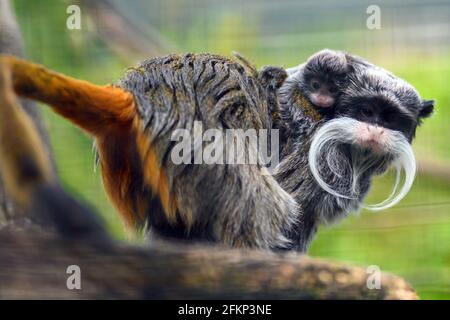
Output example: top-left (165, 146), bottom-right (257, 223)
top-left (285, 49), bottom-right (351, 116)
top-left (0, 50), bottom-right (434, 252)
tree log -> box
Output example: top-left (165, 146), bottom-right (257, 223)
top-left (0, 227), bottom-right (418, 300)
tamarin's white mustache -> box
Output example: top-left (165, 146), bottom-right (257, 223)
top-left (308, 117), bottom-right (416, 211)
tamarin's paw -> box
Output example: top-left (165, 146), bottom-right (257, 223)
top-left (259, 65), bottom-right (288, 89)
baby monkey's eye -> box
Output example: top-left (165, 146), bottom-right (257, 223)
top-left (311, 80), bottom-right (321, 90)
top-left (329, 86), bottom-right (338, 94)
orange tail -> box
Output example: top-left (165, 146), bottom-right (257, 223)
top-left (1, 55), bottom-right (136, 135)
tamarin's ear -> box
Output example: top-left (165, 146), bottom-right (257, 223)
top-left (419, 99), bottom-right (435, 119)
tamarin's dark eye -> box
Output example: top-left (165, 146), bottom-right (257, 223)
top-left (329, 86), bottom-right (338, 94)
top-left (382, 110), bottom-right (397, 123)
top-left (311, 80), bottom-right (321, 90)
top-left (361, 105), bottom-right (374, 118)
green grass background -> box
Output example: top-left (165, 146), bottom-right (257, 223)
top-left (11, 0), bottom-right (450, 299)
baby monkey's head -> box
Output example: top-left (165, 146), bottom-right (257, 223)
top-left (298, 49), bottom-right (351, 111)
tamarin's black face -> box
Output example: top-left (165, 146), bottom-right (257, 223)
top-left (336, 95), bottom-right (417, 143)
top-left (297, 50), bottom-right (351, 112)
top-left (301, 71), bottom-right (343, 109)
top-left (306, 59), bottom-right (435, 211)
top-left (335, 65), bottom-right (435, 145)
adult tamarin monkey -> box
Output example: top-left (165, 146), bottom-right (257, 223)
top-left (0, 50), bottom-right (434, 252)
top-left (275, 52), bottom-right (434, 250)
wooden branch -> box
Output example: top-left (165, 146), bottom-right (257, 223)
top-left (80, 0), bottom-right (175, 60)
top-left (418, 158), bottom-right (450, 183)
top-left (0, 228), bottom-right (418, 300)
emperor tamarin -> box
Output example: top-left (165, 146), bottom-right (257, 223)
top-left (0, 50), bottom-right (434, 252)
top-left (275, 51), bottom-right (434, 250)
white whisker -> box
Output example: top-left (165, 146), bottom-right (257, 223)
top-left (308, 117), bottom-right (416, 210)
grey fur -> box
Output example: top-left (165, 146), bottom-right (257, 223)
top-left (274, 50), bottom-right (433, 250)
top-left (119, 53), bottom-right (298, 249)
top-left (114, 50), bottom-right (432, 252)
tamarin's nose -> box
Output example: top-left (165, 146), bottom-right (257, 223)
top-left (367, 125), bottom-right (385, 135)
top-left (311, 94), bottom-right (334, 108)
top-left (357, 124), bottom-right (388, 151)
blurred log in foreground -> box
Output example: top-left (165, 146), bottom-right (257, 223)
top-left (0, 227), bottom-right (418, 300)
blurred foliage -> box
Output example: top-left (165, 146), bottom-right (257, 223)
top-left (11, 0), bottom-right (450, 299)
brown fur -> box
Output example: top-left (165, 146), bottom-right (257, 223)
top-left (2, 55), bottom-right (136, 135)
top-left (0, 54), bottom-right (182, 230)
top-left (133, 118), bottom-right (180, 226)
top-left (0, 58), bottom-right (54, 205)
